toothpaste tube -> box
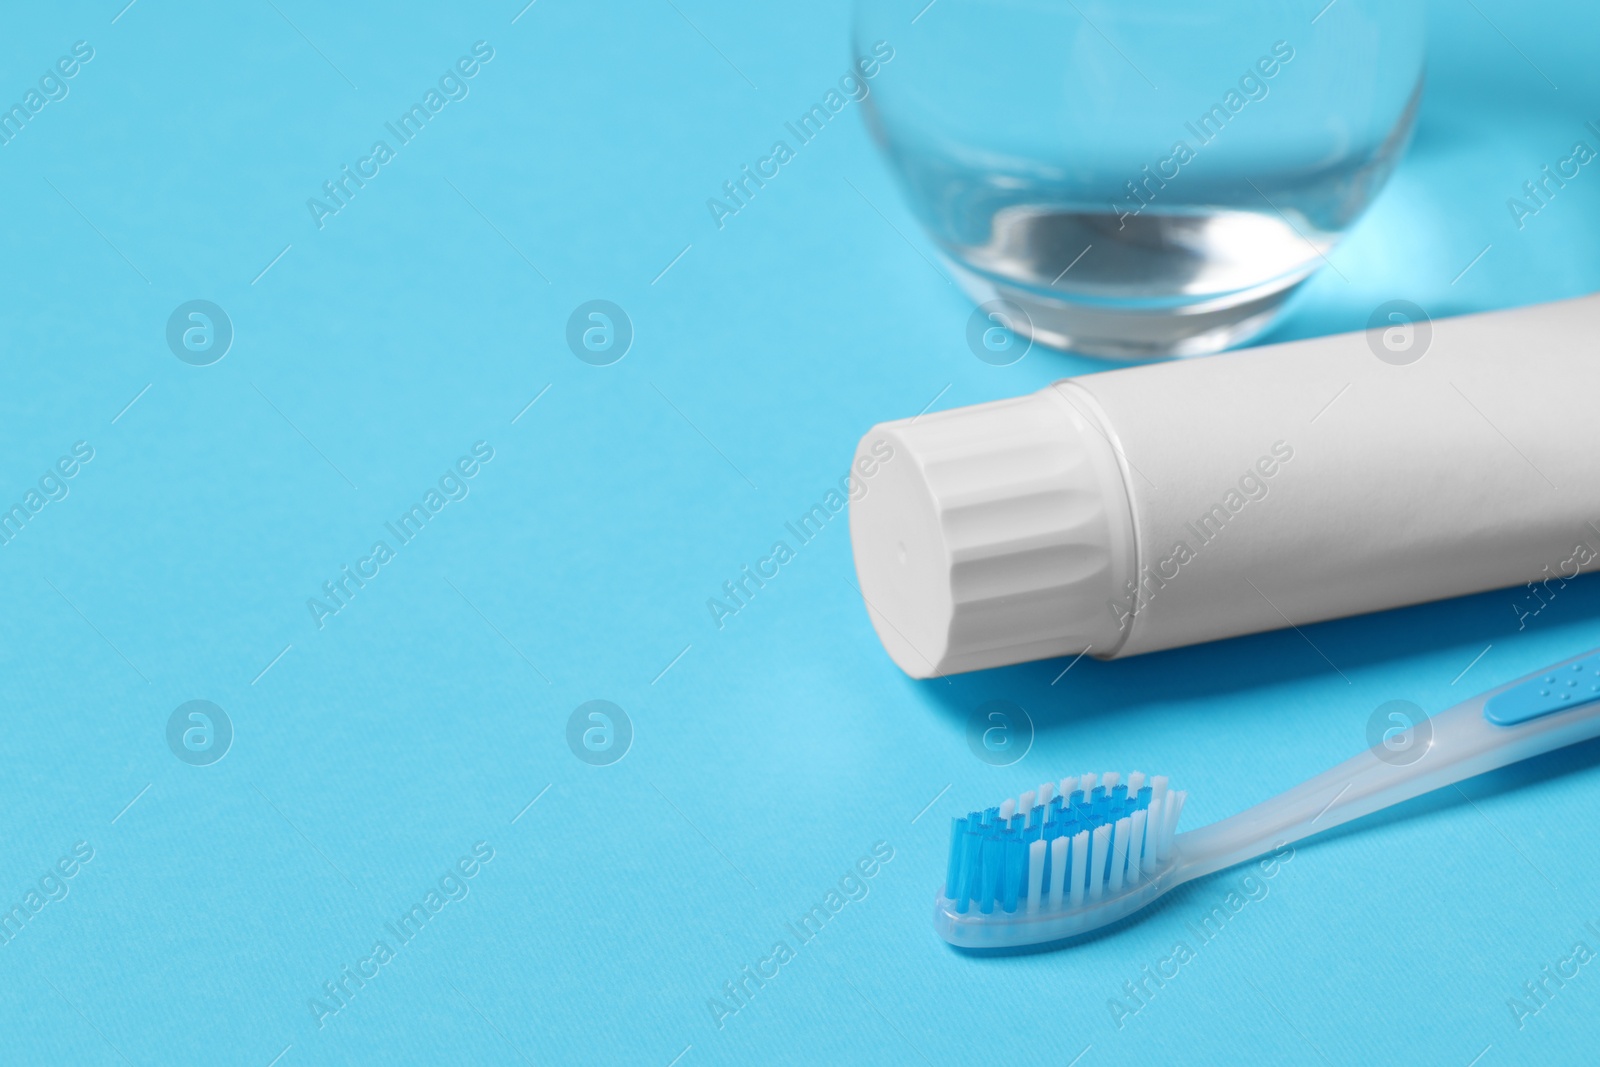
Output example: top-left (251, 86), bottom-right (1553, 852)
top-left (849, 293), bottom-right (1600, 676)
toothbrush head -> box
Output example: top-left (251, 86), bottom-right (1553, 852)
top-left (935, 771), bottom-right (1187, 950)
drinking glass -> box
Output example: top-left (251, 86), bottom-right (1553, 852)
top-left (854, 0), bottom-right (1426, 358)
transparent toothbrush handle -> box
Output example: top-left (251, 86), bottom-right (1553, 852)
top-left (1173, 648), bottom-right (1600, 883)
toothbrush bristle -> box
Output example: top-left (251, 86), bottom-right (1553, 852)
top-left (942, 772), bottom-right (1185, 917)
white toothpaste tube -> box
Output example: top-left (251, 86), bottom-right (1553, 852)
top-left (849, 293), bottom-right (1600, 677)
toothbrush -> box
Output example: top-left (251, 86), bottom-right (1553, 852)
top-left (936, 647), bottom-right (1600, 949)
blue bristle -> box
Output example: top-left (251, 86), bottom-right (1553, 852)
top-left (980, 836), bottom-right (1002, 914)
top-left (1003, 836), bottom-right (1023, 912)
top-left (982, 806), bottom-right (1000, 828)
top-left (993, 834), bottom-right (1011, 903)
top-left (1028, 803), bottom-right (1045, 830)
top-left (959, 830), bottom-right (982, 913)
top-left (945, 817), bottom-right (965, 899)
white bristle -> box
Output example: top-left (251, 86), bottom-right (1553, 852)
top-left (1026, 839), bottom-right (1047, 913)
top-left (1151, 795), bottom-right (1171, 866)
top-left (1081, 773), bottom-right (1097, 793)
top-left (1088, 824), bottom-right (1111, 901)
top-left (1128, 808), bottom-right (1148, 882)
top-left (1127, 771), bottom-right (1145, 794)
top-left (1019, 790), bottom-right (1036, 816)
top-left (1069, 830), bottom-right (1089, 908)
top-left (1159, 790), bottom-right (1187, 860)
top-left (1155, 798), bottom-right (1171, 861)
top-left (1049, 836), bottom-right (1069, 910)
top-left (1155, 792), bottom-right (1180, 860)
top-left (999, 798), bottom-right (1016, 821)
top-left (1102, 771), bottom-right (1120, 790)
top-left (1037, 782), bottom-right (1054, 807)
top-left (1174, 791), bottom-right (1191, 855)
top-left (1109, 816), bottom-right (1131, 893)
top-left (1059, 776), bottom-right (1077, 798)
top-left (1145, 796), bottom-right (1171, 870)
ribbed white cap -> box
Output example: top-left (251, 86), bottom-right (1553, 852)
top-left (848, 384), bottom-right (1136, 678)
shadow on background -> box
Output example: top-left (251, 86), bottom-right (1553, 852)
top-left (916, 570), bottom-right (1600, 733)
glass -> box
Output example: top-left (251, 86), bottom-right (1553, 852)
top-left (854, 0), bottom-right (1426, 358)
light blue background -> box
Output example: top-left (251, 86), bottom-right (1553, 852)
top-left (1, 1), bottom-right (1597, 1064)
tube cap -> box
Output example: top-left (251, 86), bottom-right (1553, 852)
top-left (848, 385), bottom-right (1135, 678)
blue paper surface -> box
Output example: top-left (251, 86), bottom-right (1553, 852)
top-left (1, 1), bottom-right (1598, 1064)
